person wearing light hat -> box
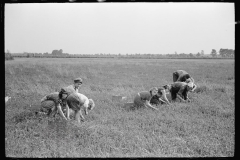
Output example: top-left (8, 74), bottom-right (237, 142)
top-left (168, 80), bottom-right (194, 102)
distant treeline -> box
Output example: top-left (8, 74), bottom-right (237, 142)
top-left (5, 48), bottom-right (234, 60)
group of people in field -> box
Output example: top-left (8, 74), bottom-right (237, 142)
top-left (39, 78), bottom-right (95, 123)
top-left (131, 70), bottom-right (197, 110)
top-left (38, 70), bottom-right (196, 123)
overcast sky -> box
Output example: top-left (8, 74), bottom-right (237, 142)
top-left (5, 3), bottom-right (234, 55)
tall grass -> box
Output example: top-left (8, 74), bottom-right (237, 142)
top-left (5, 58), bottom-right (234, 157)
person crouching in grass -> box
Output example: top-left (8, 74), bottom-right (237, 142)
top-left (168, 79), bottom-right (195, 103)
top-left (150, 85), bottom-right (171, 106)
top-left (65, 92), bottom-right (95, 123)
top-left (133, 87), bottom-right (159, 110)
top-left (172, 70), bottom-right (197, 92)
top-left (39, 91), bottom-right (68, 120)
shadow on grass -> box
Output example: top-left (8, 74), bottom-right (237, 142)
top-left (11, 111), bottom-right (36, 124)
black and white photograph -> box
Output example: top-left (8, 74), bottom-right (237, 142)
top-left (5, 2), bottom-right (234, 157)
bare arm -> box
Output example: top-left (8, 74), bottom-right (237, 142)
top-left (145, 100), bottom-right (159, 110)
top-left (61, 101), bottom-right (70, 120)
top-left (83, 101), bottom-right (89, 115)
top-left (57, 104), bottom-right (68, 120)
top-left (79, 109), bottom-right (85, 121)
top-left (160, 90), bottom-right (170, 105)
top-left (190, 77), bottom-right (195, 84)
top-left (185, 94), bottom-right (191, 102)
top-left (159, 98), bottom-right (170, 105)
top-left (66, 104), bottom-right (70, 120)
top-left (40, 96), bottom-right (47, 102)
top-left (84, 107), bottom-right (88, 115)
top-left (84, 108), bottom-right (88, 115)
top-left (177, 94), bottom-right (186, 102)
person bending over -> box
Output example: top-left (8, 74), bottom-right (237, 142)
top-left (40, 91), bottom-right (68, 120)
top-left (56, 78), bottom-right (83, 119)
top-left (150, 85), bottom-right (171, 105)
top-left (172, 70), bottom-right (197, 92)
top-left (65, 92), bottom-right (95, 123)
top-left (168, 81), bottom-right (194, 102)
top-left (56, 87), bottom-right (80, 120)
top-left (133, 87), bottom-right (159, 110)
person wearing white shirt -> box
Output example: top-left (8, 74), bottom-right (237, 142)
top-left (65, 92), bottom-right (95, 123)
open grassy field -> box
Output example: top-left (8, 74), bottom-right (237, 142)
top-left (5, 58), bottom-right (234, 157)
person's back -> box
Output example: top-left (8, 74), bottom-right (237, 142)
top-left (65, 92), bottom-right (94, 123)
top-left (43, 92), bottom-right (60, 103)
top-left (66, 92), bottom-right (89, 111)
top-left (176, 70), bottom-right (191, 82)
top-left (134, 91), bottom-right (150, 108)
top-left (63, 85), bottom-right (77, 94)
top-left (133, 87), bottom-right (159, 110)
top-left (138, 91), bottom-right (152, 101)
top-left (176, 70), bottom-right (188, 76)
top-left (170, 81), bottom-right (187, 93)
top-left (76, 93), bottom-right (88, 103)
top-left (40, 92), bottom-right (60, 109)
top-left (72, 92), bottom-right (88, 105)
top-left (40, 92), bottom-right (59, 115)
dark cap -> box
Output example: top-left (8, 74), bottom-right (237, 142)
top-left (74, 78), bottom-right (83, 83)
